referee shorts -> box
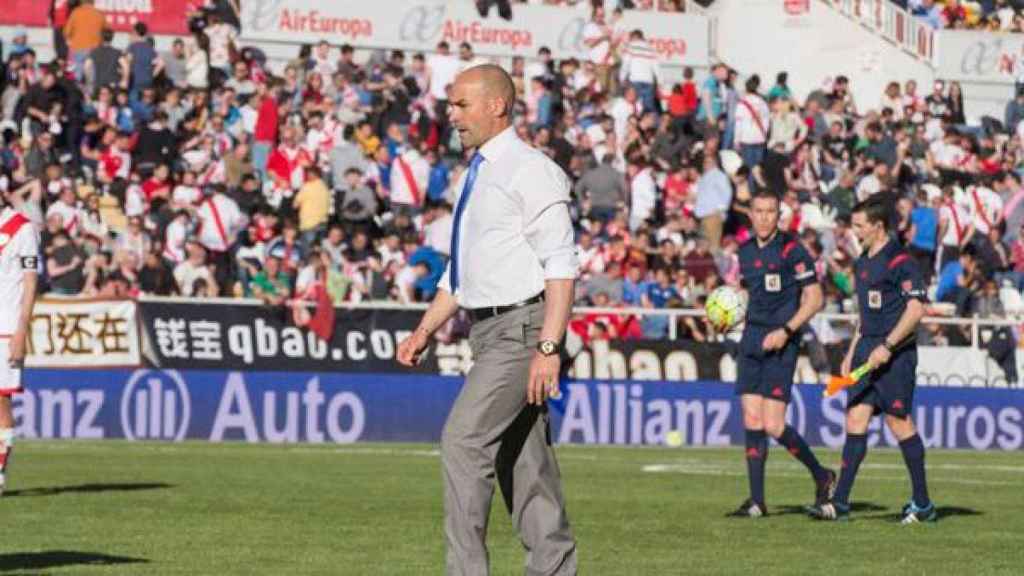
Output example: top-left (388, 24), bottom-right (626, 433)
top-left (735, 325), bottom-right (798, 403)
top-left (847, 336), bottom-right (917, 418)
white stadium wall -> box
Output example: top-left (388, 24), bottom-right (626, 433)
top-left (709, 0), bottom-right (937, 119)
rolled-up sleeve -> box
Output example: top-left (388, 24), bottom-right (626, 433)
top-left (437, 260), bottom-right (453, 295)
top-left (522, 156), bottom-right (579, 280)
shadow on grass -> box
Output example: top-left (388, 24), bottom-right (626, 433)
top-left (0, 551), bottom-right (148, 572)
top-left (2, 482), bottom-right (173, 498)
top-left (773, 501), bottom-right (888, 516)
top-left (867, 506), bottom-right (982, 523)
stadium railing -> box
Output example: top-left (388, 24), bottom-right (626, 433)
top-left (821, 0), bottom-right (936, 65)
top-left (153, 295), bottom-right (1019, 350)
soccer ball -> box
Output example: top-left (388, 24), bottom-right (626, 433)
top-left (705, 286), bottom-right (747, 331)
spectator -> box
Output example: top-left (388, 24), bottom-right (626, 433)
top-left (186, 33), bottom-right (211, 91)
top-left (46, 231), bottom-right (85, 295)
top-left (389, 137), bottom-right (430, 216)
top-left (160, 39), bottom-right (189, 90)
top-left (64, 0), bottom-right (108, 81)
top-left (250, 254), bottom-right (291, 305)
top-left (575, 153), bottom-right (627, 223)
top-left (618, 30), bottom-right (662, 114)
top-left (694, 153), bottom-right (731, 254)
top-left (734, 75), bottom-right (769, 169)
top-left (293, 165), bottom-right (330, 248)
top-left (174, 241), bottom-right (218, 297)
top-left (126, 22), bottom-right (157, 99)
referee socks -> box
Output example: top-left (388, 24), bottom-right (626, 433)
top-left (833, 432), bottom-right (867, 507)
top-left (899, 433), bottom-right (931, 509)
top-left (744, 429), bottom-right (769, 505)
top-left (777, 425), bottom-right (826, 480)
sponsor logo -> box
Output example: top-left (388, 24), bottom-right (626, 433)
top-left (557, 17), bottom-right (587, 53)
top-left (400, 4), bottom-right (448, 44)
top-left (556, 383), bottom-right (732, 446)
top-left (120, 369), bottom-right (191, 441)
top-left (96, 0), bottom-right (153, 13)
top-left (868, 290), bottom-right (882, 309)
top-left (246, 0), bottom-right (285, 33)
top-left (647, 37), bottom-right (688, 61)
top-left (277, 10), bottom-right (373, 38)
top-left (957, 37), bottom-right (1021, 78)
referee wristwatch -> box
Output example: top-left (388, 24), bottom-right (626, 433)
top-left (537, 340), bottom-right (561, 357)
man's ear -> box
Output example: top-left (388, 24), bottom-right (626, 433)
top-left (493, 96), bottom-right (511, 119)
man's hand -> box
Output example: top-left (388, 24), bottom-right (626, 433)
top-left (9, 331), bottom-right (26, 367)
top-left (867, 345), bottom-right (892, 370)
top-left (761, 328), bottom-right (789, 352)
top-left (527, 352), bottom-right (561, 405)
top-left (396, 330), bottom-right (430, 367)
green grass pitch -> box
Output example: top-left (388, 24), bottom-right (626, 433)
top-left (1, 441), bottom-right (1021, 575)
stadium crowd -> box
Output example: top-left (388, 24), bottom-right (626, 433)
top-left (904, 0), bottom-right (1024, 31)
top-left (1, 0), bottom-right (1023, 346)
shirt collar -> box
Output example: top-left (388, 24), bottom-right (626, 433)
top-left (477, 126), bottom-right (517, 163)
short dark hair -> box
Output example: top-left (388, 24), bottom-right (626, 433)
top-left (745, 75), bottom-right (760, 94)
top-left (134, 22), bottom-right (148, 37)
top-left (751, 189), bottom-right (780, 204)
top-left (852, 196), bottom-right (891, 230)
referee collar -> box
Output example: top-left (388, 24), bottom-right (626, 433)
top-left (477, 125), bottom-right (517, 164)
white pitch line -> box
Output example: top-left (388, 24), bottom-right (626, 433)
top-left (644, 456), bottom-right (1024, 474)
top-left (640, 464), bottom-right (1018, 486)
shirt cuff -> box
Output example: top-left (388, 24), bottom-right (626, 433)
top-left (541, 245), bottom-right (579, 280)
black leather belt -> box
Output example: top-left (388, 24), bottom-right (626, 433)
top-left (468, 293), bottom-right (544, 322)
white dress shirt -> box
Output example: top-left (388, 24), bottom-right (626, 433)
top-left (439, 127), bottom-right (578, 308)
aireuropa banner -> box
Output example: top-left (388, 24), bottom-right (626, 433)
top-left (14, 369), bottom-right (1024, 450)
top-left (934, 31), bottom-right (1021, 85)
top-left (241, 0), bottom-right (709, 68)
top-left (27, 299), bottom-right (141, 368)
top-left (0, 1), bottom-right (190, 36)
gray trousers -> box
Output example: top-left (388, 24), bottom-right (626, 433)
top-left (441, 302), bottom-right (577, 576)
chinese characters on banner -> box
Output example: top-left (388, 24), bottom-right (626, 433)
top-left (27, 299), bottom-right (141, 368)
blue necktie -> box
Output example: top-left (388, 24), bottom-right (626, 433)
top-left (449, 152), bottom-right (484, 294)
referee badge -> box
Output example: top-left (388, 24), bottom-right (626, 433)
top-left (765, 273), bottom-right (781, 292)
top-left (0, 233), bottom-right (9, 248)
top-left (868, 290), bottom-right (882, 309)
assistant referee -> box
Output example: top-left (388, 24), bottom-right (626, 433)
top-left (397, 64), bottom-right (578, 575)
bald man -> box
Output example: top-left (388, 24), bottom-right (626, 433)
top-left (398, 64), bottom-right (579, 575)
